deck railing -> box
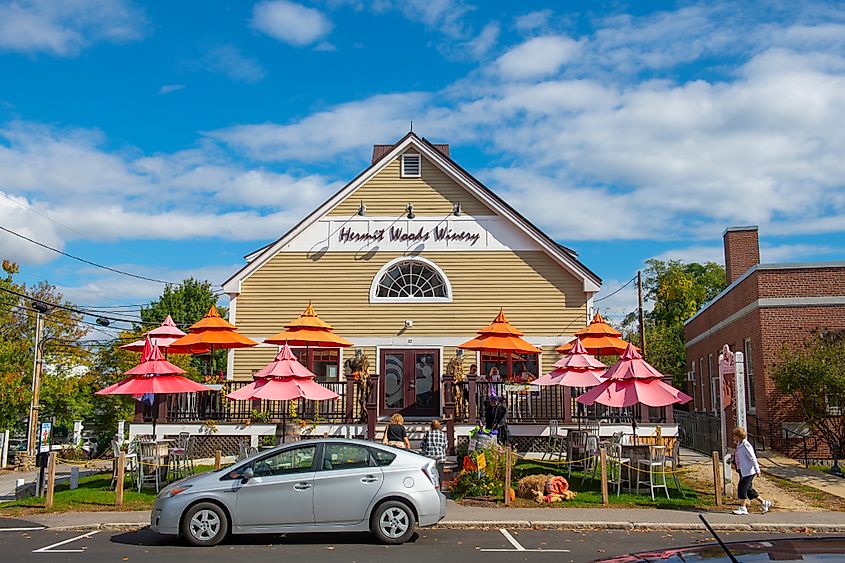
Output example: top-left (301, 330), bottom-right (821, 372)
top-left (139, 375), bottom-right (672, 425)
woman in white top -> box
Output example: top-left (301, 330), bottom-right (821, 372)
top-left (732, 427), bottom-right (772, 515)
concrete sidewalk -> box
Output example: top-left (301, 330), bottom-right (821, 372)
top-left (10, 500), bottom-right (845, 533)
top-left (759, 451), bottom-right (845, 499)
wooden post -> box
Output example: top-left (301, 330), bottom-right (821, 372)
top-left (366, 373), bottom-right (381, 441)
top-left (563, 386), bottom-right (573, 423)
top-left (214, 450), bottom-right (222, 471)
top-left (712, 450), bottom-right (722, 507)
top-left (345, 380), bottom-right (355, 424)
top-left (600, 447), bottom-right (609, 506)
top-left (442, 370), bottom-right (456, 454)
top-left (504, 445), bottom-right (512, 505)
top-left (45, 453), bottom-right (56, 509)
top-left (467, 370), bottom-right (478, 422)
top-left (637, 270), bottom-right (646, 358)
top-left (115, 452), bottom-right (126, 507)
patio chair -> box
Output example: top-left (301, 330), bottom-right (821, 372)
top-left (662, 440), bottom-right (683, 495)
top-left (585, 418), bottom-right (601, 438)
top-left (607, 442), bottom-right (631, 496)
top-left (582, 434), bottom-right (600, 484)
top-left (168, 432), bottom-right (191, 481)
top-left (110, 437), bottom-right (137, 490)
top-left (136, 440), bottom-right (161, 493)
top-left (636, 444), bottom-right (670, 500)
top-left (566, 430), bottom-right (589, 480)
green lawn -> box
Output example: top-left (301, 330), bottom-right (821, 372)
top-left (497, 459), bottom-right (713, 510)
top-left (0, 465), bottom-right (217, 516)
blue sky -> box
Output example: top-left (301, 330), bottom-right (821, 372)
top-left (2, 0), bottom-right (845, 332)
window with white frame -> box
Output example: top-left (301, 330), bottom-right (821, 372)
top-left (401, 153), bottom-right (421, 177)
top-left (370, 257), bottom-right (451, 302)
top-left (744, 338), bottom-right (756, 412)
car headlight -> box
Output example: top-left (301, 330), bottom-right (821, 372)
top-left (159, 484), bottom-right (193, 498)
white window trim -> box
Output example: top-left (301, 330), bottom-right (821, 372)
top-left (369, 256), bottom-right (452, 303)
top-left (400, 153), bottom-right (421, 178)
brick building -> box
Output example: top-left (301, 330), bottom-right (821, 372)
top-left (684, 226), bottom-right (845, 428)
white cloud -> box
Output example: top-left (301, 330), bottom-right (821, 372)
top-left (158, 84), bottom-right (185, 94)
top-left (0, 0), bottom-right (145, 56)
top-left (208, 93), bottom-right (429, 161)
top-left (514, 10), bottom-right (552, 33)
top-left (252, 0), bottom-right (332, 46)
top-left (203, 45), bottom-right (266, 83)
top-left (462, 22), bottom-right (499, 58)
top-left (0, 121), bottom-right (341, 257)
top-left (495, 35), bottom-right (582, 80)
top-left (56, 264), bottom-right (240, 307)
top-left (593, 277), bottom-right (640, 325)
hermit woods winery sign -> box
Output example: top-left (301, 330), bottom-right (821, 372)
top-left (338, 225), bottom-right (481, 246)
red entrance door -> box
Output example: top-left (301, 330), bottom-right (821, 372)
top-left (380, 349), bottom-right (439, 417)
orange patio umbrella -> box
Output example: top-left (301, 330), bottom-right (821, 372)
top-left (263, 303), bottom-right (353, 348)
top-left (556, 311), bottom-right (632, 356)
top-left (169, 306), bottom-right (258, 374)
top-left (458, 309), bottom-right (542, 355)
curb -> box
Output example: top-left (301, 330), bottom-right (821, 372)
top-left (40, 523), bottom-right (149, 532)
top-left (436, 520), bottom-right (845, 533)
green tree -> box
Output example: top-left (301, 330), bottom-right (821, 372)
top-left (622, 259), bottom-right (727, 387)
top-left (0, 261), bottom-right (90, 433)
top-left (772, 331), bottom-right (845, 467)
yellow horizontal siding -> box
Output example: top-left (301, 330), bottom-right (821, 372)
top-left (235, 250), bottom-right (586, 337)
top-left (329, 151), bottom-right (494, 217)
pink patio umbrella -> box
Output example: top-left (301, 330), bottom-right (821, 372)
top-left (226, 343), bottom-right (340, 402)
top-left (533, 339), bottom-right (607, 387)
top-left (96, 337), bottom-right (212, 396)
top-left (120, 315), bottom-right (211, 355)
top-left (577, 343), bottom-right (692, 408)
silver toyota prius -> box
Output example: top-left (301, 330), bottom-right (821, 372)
top-left (150, 438), bottom-right (447, 546)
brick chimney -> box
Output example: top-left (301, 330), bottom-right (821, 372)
top-left (723, 226), bottom-right (760, 284)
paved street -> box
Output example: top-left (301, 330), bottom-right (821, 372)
top-left (0, 520), bottom-right (838, 562)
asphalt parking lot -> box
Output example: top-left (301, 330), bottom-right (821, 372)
top-left (0, 519), bottom-right (838, 562)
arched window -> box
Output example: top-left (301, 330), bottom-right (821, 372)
top-left (370, 257), bottom-right (452, 303)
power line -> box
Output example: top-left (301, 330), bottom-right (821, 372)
top-left (0, 191), bottom-right (91, 239)
top-left (0, 224), bottom-right (178, 285)
top-left (594, 276), bottom-right (637, 303)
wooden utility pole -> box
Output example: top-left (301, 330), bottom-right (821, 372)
top-left (26, 303), bottom-right (48, 456)
top-left (115, 452), bottom-right (126, 507)
top-left (637, 271), bottom-right (646, 358)
top-left (45, 453), bottom-right (56, 509)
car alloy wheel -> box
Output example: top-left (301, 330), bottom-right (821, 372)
top-left (190, 509), bottom-right (221, 541)
top-left (181, 502), bottom-right (228, 547)
top-left (371, 500), bottom-right (416, 544)
top-left (379, 506), bottom-right (409, 539)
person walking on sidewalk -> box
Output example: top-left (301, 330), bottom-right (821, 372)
top-left (420, 419), bottom-right (448, 484)
top-left (732, 427), bottom-right (772, 515)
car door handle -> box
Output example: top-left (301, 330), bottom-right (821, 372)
top-left (293, 482), bottom-right (312, 490)
top-left (361, 476), bottom-right (379, 483)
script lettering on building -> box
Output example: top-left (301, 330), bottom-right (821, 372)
top-left (337, 224), bottom-right (481, 246)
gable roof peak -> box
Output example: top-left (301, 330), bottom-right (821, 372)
top-left (371, 133), bottom-right (449, 164)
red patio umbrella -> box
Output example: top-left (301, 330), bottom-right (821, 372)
top-left (577, 343), bottom-right (692, 408)
top-left (120, 315), bottom-right (211, 355)
top-left (533, 339), bottom-right (607, 387)
top-left (96, 338), bottom-right (211, 395)
top-left (226, 343), bottom-right (339, 401)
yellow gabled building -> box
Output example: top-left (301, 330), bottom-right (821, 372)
top-left (223, 132), bottom-right (601, 419)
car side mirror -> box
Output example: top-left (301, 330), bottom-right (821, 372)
top-left (241, 467), bottom-right (254, 482)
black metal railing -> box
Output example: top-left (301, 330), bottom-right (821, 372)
top-left (160, 380), bottom-right (367, 424)
top-left (675, 410), bottom-right (722, 454)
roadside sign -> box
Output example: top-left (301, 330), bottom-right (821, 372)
top-left (37, 421), bottom-right (52, 454)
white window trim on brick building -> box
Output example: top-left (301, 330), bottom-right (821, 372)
top-left (744, 337), bottom-right (756, 413)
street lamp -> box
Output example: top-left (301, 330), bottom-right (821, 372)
top-left (26, 300), bottom-right (50, 457)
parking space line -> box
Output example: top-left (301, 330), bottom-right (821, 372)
top-left (479, 529), bottom-right (571, 554)
top-left (33, 530), bottom-right (100, 553)
top-left (0, 527), bottom-right (46, 532)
